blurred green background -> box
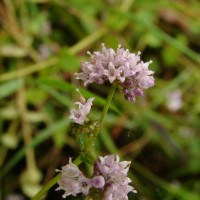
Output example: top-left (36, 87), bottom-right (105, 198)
top-left (0, 0), bottom-right (200, 199)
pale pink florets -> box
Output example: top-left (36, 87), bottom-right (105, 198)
top-left (94, 154), bottom-right (137, 200)
top-left (56, 158), bottom-right (105, 198)
top-left (68, 88), bottom-right (94, 125)
top-left (56, 155), bottom-right (136, 199)
top-left (55, 158), bottom-right (91, 197)
top-left (75, 43), bottom-right (154, 102)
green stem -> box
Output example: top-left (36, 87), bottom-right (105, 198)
top-left (99, 84), bottom-right (117, 130)
top-left (85, 84), bottom-right (117, 176)
top-left (85, 84), bottom-right (117, 160)
top-left (73, 154), bottom-right (83, 165)
top-left (31, 84), bottom-right (117, 200)
top-left (31, 173), bottom-right (61, 200)
top-left (31, 157), bottom-right (83, 200)
top-left (93, 83), bottom-right (117, 138)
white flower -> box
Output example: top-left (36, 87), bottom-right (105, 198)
top-left (166, 89), bottom-right (183, 112)
top-left (68, 89), bottom-right (94, 125)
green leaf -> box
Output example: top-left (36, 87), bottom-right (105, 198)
top-left (58, 48), bottom-right (80, 71)
top-left (0, 44), bottom-right (27, 57)
top-left (0, 79), bottom-right (23, 98)
top-left (106, 8), bottom-right (129, 31)
top-left (100, 128), bottom-right (120, 155)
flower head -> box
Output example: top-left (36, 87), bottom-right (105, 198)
top-left (69, 89), bottom-right (94, 125)
top-left (56, 158), bottom-right (93, 198)
top-left (56, 155), bottom-right (136, 199)
top-left (94, 154), bottom-right (137, 200)
top-left (76, 43), bottom-right (154, 102)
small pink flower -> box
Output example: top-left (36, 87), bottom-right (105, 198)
top-left (56, 158), bottom-right (93, 198)
top-left (104, 62), bottom-right (121, 83)
top-left (91, 175), bottom-right (105, 189)
top-left (76, 44), bottom-right (154, 102)
top-left (68, 89), bottom-right (94, 125)
top-left (56, 155), bottom-right (136, 199)
top-left (56, 158), bottom-right (82, 198)
top-left (94, 154), bottom-right (137, 199)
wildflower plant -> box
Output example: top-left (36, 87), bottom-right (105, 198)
top-left (69, 88), bottom-right (94, 125)
top-left (76, 43), bottom-right (154, 102)
top-left (32, 44), bottom-right (154, 200)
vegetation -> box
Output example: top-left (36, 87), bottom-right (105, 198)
top-left (1, 0), bottom-right (200, 199)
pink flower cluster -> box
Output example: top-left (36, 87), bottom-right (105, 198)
top-left (56, 158), bottom-right (104, 198)
top-left (68, 89), bottom-right (94, 125)
top-left (56, 155), bottom-right (136, 199)
top-left (94, 154), bottom-right (137, 200)
top-left (76, 43), bottom-right (154, 102)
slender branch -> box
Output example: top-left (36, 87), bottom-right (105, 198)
top-left (99, 84), bottom-right (117, 129)
top-left (31, 156), bottom-right (83, 200)
top-left (84, 83), bottom-right (117, 163)
top-left (73, 154), bottom-right (83, 165)
top-left (31, 173), bottom-right (61, 200)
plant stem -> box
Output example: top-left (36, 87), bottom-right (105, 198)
top-left (99, 83), bottom-right (117, 130)
top-left (85, 83), bottom-right (117, 162)
top-left (31, 173), bottom-right (61, 200)
top-left (31, 156), bottom-right (83, 200)
top-left (73, 154), bottom-right (83, 165)
top-left (92, 83), bottom-right (117, 140)
top-left (31, 84), bottom-right (117, 200)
